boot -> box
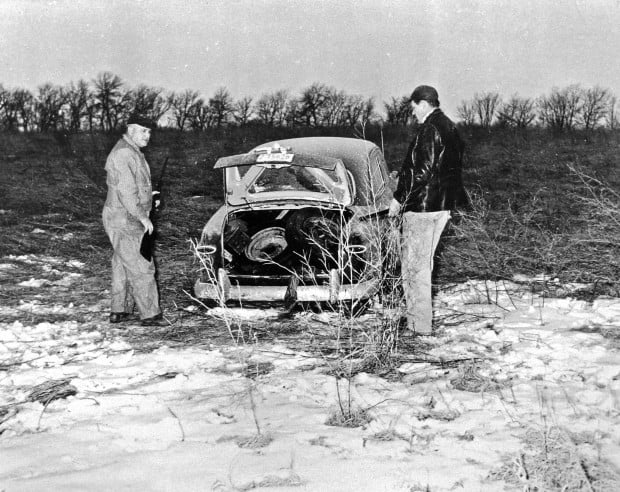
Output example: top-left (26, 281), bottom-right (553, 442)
top-left (140, 314), bottom-right (169, 327)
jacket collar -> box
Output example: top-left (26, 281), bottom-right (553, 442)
top-left (422, 108), bottom-right (442, 124)
top-left (123, 134), bottom-right (143, 153)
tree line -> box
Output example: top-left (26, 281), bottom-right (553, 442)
top-left (0, 72), bottom-right (375, 133)
top-left (456, 85), bottom-right (618, 130)
top-left (0, 72), bottom-right (617, 132)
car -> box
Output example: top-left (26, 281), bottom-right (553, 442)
top-left (193, 136), bottom-right (395, 308)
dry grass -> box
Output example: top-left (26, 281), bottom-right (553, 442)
top-left (489, 425), bottom-right (620, 491)
top-left (231, 469), bottom-right (304, 491)
top-left (325, 404), bottom-right (372, 428)
top-left (0, 127), bottom-right (618, 361)
top-left (2, 127), bottom-right (618, 301)
top-left (436, 128), bottom-right (619, 296)
top-left (235, 432), bottom-right (274, 449)
top-left (1, 128), bottom-right (619, 491)
top-left (27, 378), bottom-right (78, 404)
top-left (449, 360), bottom-right (506, 393)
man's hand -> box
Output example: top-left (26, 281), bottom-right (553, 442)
top-left (140, 217), bottom-right (154, 235)
top-left (388, 198), bottom-right (402, 217)
top-left (152, 190), bottom-right (161, 210)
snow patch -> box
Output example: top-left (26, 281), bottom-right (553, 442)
top-left (17, 278), bottom-right (49, 287)
top-left (1, 255), bottom-right (619, 491)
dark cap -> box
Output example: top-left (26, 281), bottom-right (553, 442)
top-left (127, 113), bottom-right (156, 130)
top-left (410, 85), bottom-right (440, 106)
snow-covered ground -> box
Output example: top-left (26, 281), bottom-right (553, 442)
top-left (1, 255), bottom-right (620, 491)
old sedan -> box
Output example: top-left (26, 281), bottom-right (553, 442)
top-left (193, 136), bottom-right (394, 308)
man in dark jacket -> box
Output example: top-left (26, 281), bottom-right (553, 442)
top-left (388, 85), bottom-right (467, 334)
top-left (389, 85), bottom-right (467, 215)
top-left (102, 114), bottom-right (166, 326)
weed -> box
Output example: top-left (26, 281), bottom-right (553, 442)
top-left (2, 128), bottom-right (618, 297)
top-left (232, 470), bottom-right (303, 490)
top-left (488, 425), bottom-right (620, 491)
top-left (406, 482), bottom-right (432, 492)
top-left (235, 432), bottom-right (273, 449)
top-left (450, 360), bottom-right (506, 393)
top-left (190, 239), bottom-right (269, 446)
top-left (325, 403), bottom-right (372, 428)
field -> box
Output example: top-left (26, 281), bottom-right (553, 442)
top-left (1, 126), bottom-right (618, 296)
top-left (1, 127), bottom-right (619, 491)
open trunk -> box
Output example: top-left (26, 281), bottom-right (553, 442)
top-left (221, 205), bottom-right (367, 285)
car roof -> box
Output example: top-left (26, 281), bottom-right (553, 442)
top-left (252, 137), bottom-right (380, 174)
top-left (250, 137), bottom-right (387, 208)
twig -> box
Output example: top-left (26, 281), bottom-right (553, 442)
top-left (36, 398), bottom-right (53, 431)
top-left (0, 353), bottom-right (49, 369)
top-left (167, 406), bottom-right (185, 442)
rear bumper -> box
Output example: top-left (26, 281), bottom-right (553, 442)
top-left (194, 268), bottom-right (378, 304)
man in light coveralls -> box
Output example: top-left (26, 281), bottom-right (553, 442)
top-left (102, 114), bottom-right (166, 326)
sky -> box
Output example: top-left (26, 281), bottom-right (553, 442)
top-left (1, 0), bottom-right (620, 117)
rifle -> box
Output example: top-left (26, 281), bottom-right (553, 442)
top-left (140, 156), bottom-right (170, 261)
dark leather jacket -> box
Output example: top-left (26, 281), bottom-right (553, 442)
top-left (394, 109), bottom-right (467, 212)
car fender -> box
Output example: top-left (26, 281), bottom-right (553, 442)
top-left (200, 206), bottom-right (227, 244)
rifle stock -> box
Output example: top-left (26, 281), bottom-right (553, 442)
top-left (140, 156), bottom-right (170, 261)
top-left (140, 231), bottom-right (154, 261)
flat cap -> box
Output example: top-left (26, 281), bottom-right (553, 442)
top-left (127, 113), bottom-right (156, 130)
top-left (410, 85), bottom-right (440, 105)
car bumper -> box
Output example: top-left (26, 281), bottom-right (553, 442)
top-left (194, 268), bottom-right (378, 304)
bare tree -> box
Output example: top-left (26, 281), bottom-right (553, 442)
top-left (254, 94), bottom-right (273, 125)
top-left (111, 89), bottom-right (132, 130)
top-left (208, 87), bottom-right (233, 128)
top-left (342, 95), bottom-right (363, 127)
top-left (497, 94), bottom-right (536, 128)
top-left (4, 88), bottom-right (36, 131)
top-left (606, 95), bottom-right (618, 130)
top-left (0, 85), bottom-right (7, 123)
top-left (565, 84), bottom-right (583, 129)
top-left (0, 85), bottom-right (10, 130)
top-left (0, 88), bottom-right (19, 131)
top-left (128, 85), bottom-right (170, 124)
top-left (84, 99), bottom-right (97, 132)
top-left (321, 88), bottom-right (348, 126)
top-left (340, 95), bottom-right (370, 127)
top-left (233, 96), bottom-right (254, 126)
top-left (384, 95), bottom-right (412, 125)
top-left (299, 82), bottom-right (329, 126)
top-left (538, 87), bottom-right (567, 130)
top-left (284, 98), bottom-right (302, 127)
top-left (187, 99), bottom-right (212, 130)
top-left (64, 80), bottom-right (92, 132)
top-left (255, 90), bottom-right (289, 126)
top-left (93, 72), bottom-right (126, 131)
top-left (538, 84), bottom-right (582, 131)
top-left (359, 97), bottom-right (376, 126)
top-left (35, 83), bottom-right (66, 132)
top-left (169, 89), bottom-right (201, 130)
top-left (580, 86), bottom-right (610, 130)
top-left (473, 92), bottom-right (501, 128)
top-left (456, 100), bottom-right (476, 126)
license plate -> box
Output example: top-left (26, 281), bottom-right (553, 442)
top-left (256, 153), bottom-right (294, 163)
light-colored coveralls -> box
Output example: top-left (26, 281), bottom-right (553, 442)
top-left (102, 135), bottom-right (160, 320)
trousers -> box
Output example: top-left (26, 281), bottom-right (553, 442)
top-left (103, 214), bottom-right (160, 320)
top-left (400, 211), bottom-right (450, 334)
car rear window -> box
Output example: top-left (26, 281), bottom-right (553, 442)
top-left (248, 166), bottom-right (341, 194)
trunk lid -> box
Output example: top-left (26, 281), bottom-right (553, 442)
top-left (215, 145), bottom-right (353, 207)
